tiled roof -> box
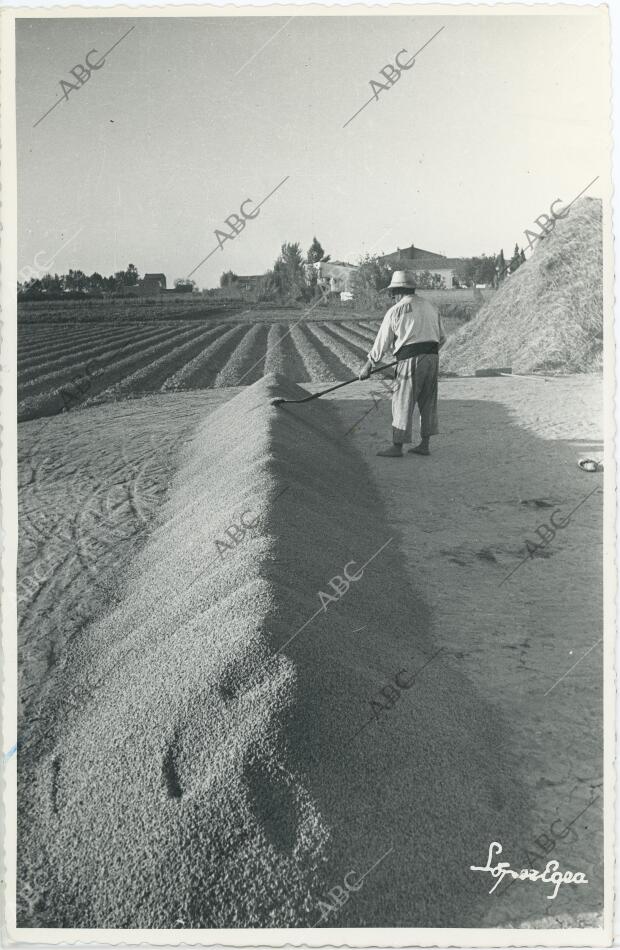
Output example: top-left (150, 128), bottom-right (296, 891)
top-left (379, 244), bottom-right (447, 264)
top-left (407, 257), bottom-right (465, 270)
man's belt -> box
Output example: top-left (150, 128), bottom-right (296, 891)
top-left (395, 340), bottom-right (439, 360)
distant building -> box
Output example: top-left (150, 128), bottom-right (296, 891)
top-left (312, 261), bottom-right (357, 295)
top-left (235, 275), bottom-right (265, 292)
top-left (171, 280), bottom-right (194, 294)
top-left (378, 244), bottom-right (466, 288)
top-left (139, 273), bottom-right (167, 293)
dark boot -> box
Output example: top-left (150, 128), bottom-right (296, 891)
top-left (408, 438), bottom-right (430, 456)
top-left (377, 443), bottom-right (403, 457)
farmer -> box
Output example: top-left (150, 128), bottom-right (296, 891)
top-left (359, 270), bottom-right (445, 457)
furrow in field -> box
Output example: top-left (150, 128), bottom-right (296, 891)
top-left (213, 324), bottom-right (270, 387)
top-left (288, 324), bottom-right (339, 382)
top-left (263, 323), bottom-right (310, 383)
top-left (341, 321), bottom-right (377, 344)
top-left (19, 327), bottom-right (142, 375)
top-left (18, 325), bottom-right (189, 399)
top-left (18, 318), bottom-right (182, 355)
top-left (18, 324), bottom-right (178, 375)
top-left (303, 323), bottom-right (361, 376)
top-left (162, 325), bottom-right (247, 390)
top-left (18, 320), bottom-right (98, 340)
top-left (359, 321), bottom-right (381, 335)
top-left (18, 326), bottom-right (101, 357)
top-left (18, 326), bottom-right (211, 421)
top-left (98, 326), bottom-right (226, 399)
top-left (320, 322), bottom-right (369, 359)
top-left (17, 324), bottom-right (138, 363)
top-left (18, 327), bottom-right (54, 344)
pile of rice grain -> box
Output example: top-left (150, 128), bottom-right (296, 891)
top-left (19, 374), bottom-right (529, 929)
top-left (441, 197), bottom-right (603, 375)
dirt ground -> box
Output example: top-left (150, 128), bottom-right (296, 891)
top-left (15, 372), bottom-right (604, 928)
top-left (323, 371), bottom-right (604, 927)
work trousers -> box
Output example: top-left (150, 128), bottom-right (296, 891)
top-left (391, 353), bottom-right (439, 444)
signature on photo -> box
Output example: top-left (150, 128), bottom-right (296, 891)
top-left (470, 841), bottom-right (588, 900)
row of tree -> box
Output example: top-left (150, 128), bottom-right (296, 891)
top-left (455, 244), bottom-right (527, 287)
top-left (18, 264), bottom-right (140, 296)
top-left (18, 264), bottom-right (196, 298)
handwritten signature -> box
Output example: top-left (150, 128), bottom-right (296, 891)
top-left (470, 841), bottom-right (588, 900)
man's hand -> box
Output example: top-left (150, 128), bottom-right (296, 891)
top-left (359, 359), bottom-right (373, 380)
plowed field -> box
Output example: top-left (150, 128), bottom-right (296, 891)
top-left (18, 320), bottom-right (381, 421)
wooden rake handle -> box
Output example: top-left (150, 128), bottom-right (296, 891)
top-left (272, 360), bottom-right (398, 405)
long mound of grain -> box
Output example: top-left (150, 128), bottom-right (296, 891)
top-left (441, 197), bottom-right (603, 375)
top-left (19, 375), bottom-right (528, 929)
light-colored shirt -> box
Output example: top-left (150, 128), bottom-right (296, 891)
top-left (368, 294), bottom-right (445, 364)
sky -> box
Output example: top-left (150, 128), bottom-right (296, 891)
top-left (16, 9), bottom-right (610, 289)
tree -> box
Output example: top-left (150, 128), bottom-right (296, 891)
top-left (456, 256), bottom-right (496, 287)
top-left (273, 242), bottom-right (308, 300)
top-left (496, 248), bottom-right (507, 282)
top-left (220, 270), bottom-right (238, 288)
top-left (350, 253), bottom-right (392, 310)
top-left (109, 264), bottom-right (139, 292)
top-left (509, 242), bottom-right (522, 275)
top-left (41, 272), bottom-right (63, 293)
top-left (455, 259), bottom-right (476, 287)
top-left (113, 270), bottom-right (128, 291)
top-left (125, 263), bottom-right (139, 286)
top-left (353, 253), bottom-right (391, 291)
top-left (307, 237), bottom-right (330, 264)
top-left (412, 270), bottom-right (445, 290)
top-left (64, 268), bottom-right (88, 292)
top-left (478, 255), bottom-right (497, 285)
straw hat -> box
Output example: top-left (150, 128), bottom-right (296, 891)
top-left (388, 270), bottom-right (417, 292)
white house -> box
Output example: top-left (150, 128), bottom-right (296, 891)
top-left (312, 261), bottom-right (357, 296)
